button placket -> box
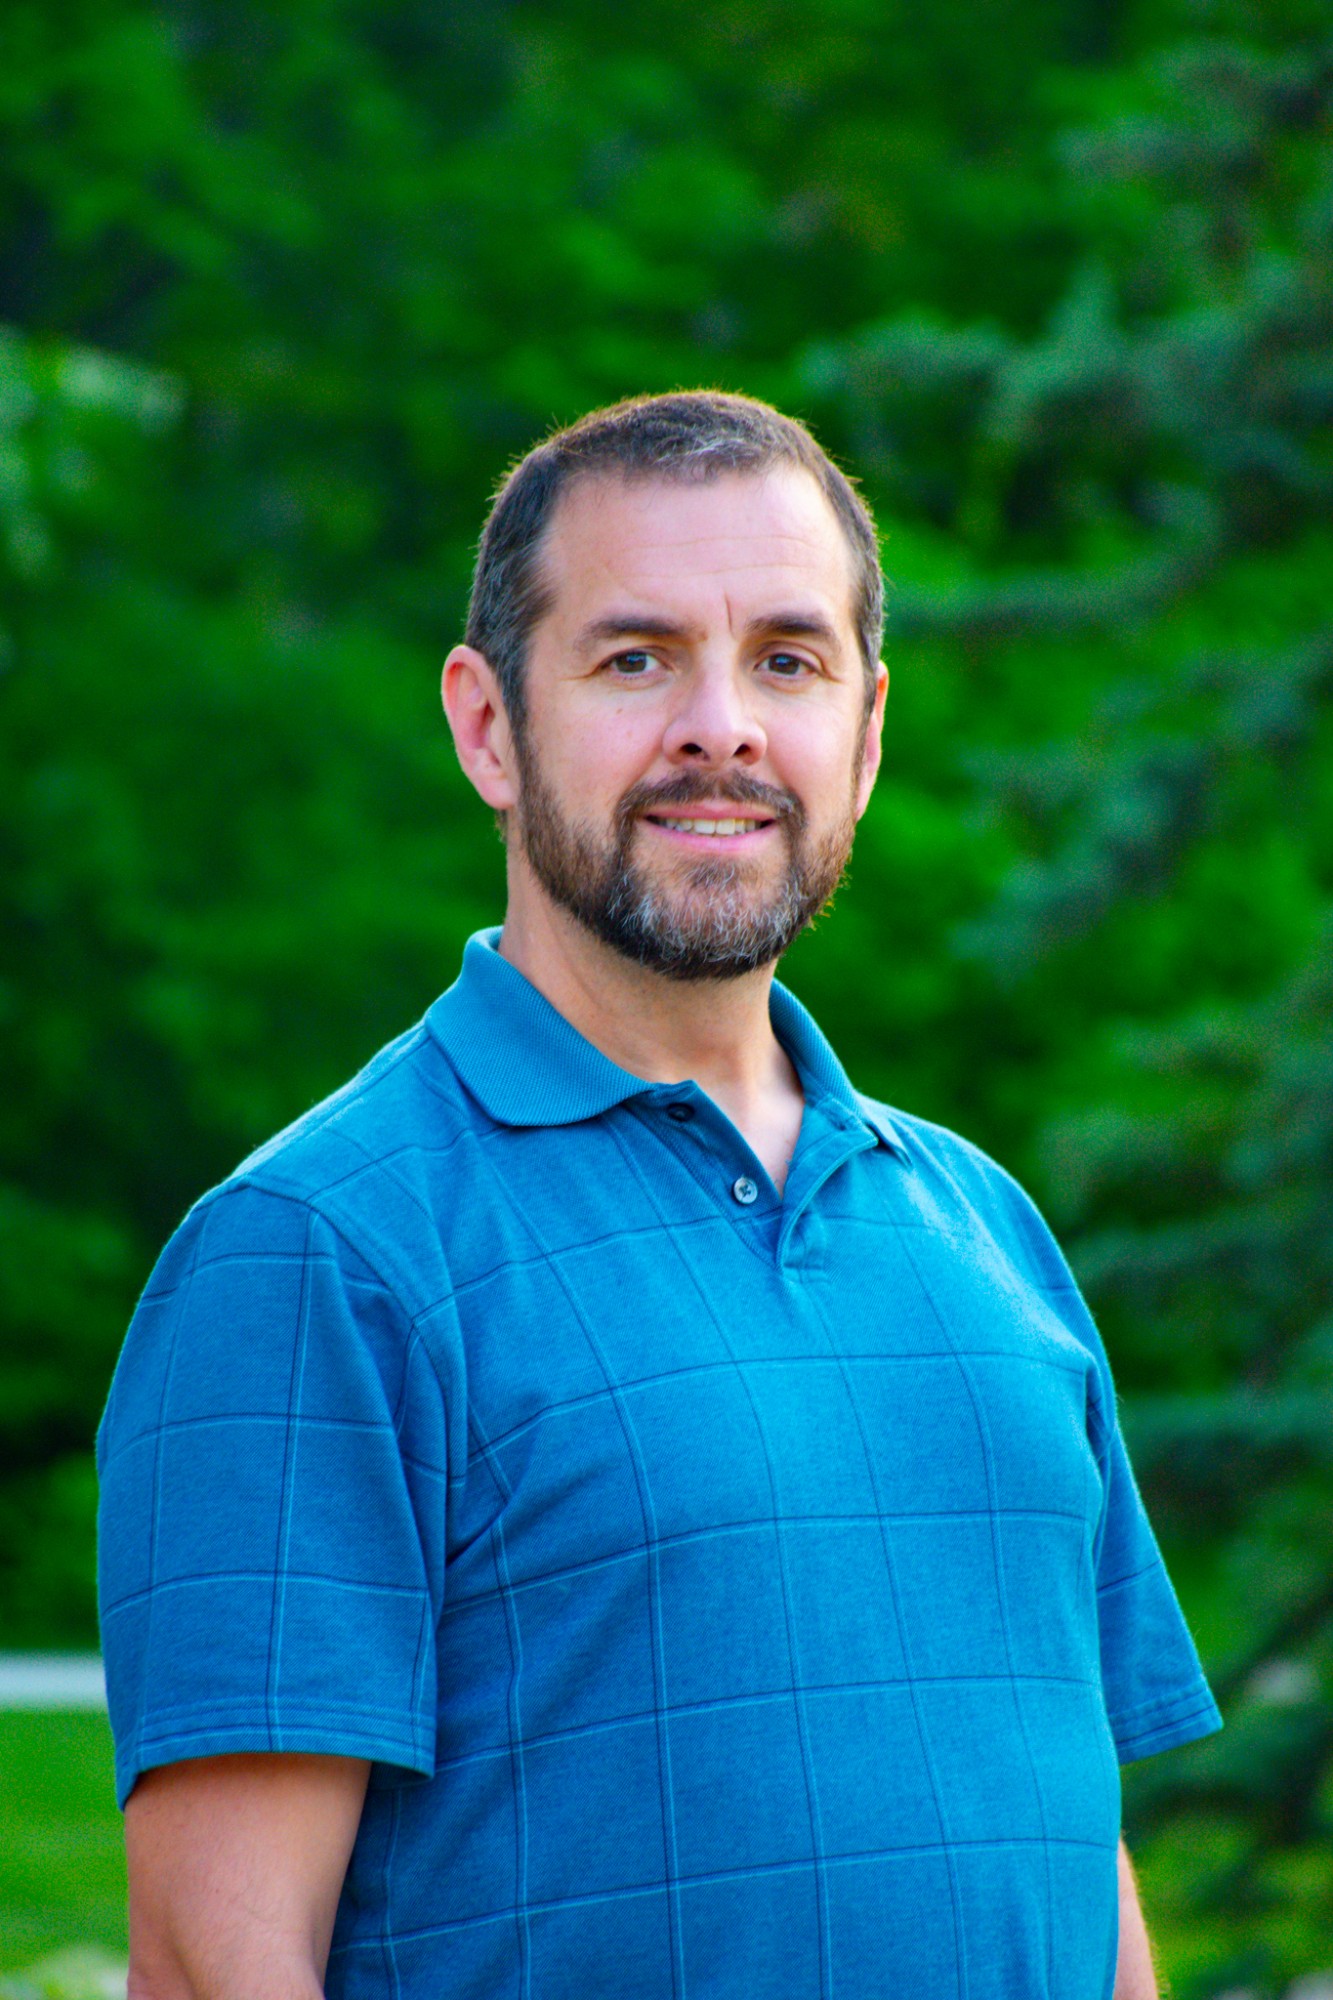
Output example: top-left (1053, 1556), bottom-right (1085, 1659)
top-left (775, 1100), bottom-right (879, 1266)
top-left (638, 1093), bottom-right (773, 1226)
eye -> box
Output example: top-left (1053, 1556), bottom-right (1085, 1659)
top-left (763, 652), bottom-right (813, 679)
top-left (607, 649), bottom-right (662, 677)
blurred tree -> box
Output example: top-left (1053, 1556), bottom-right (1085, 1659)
top-left (0, 320), bottom-right (508, 1635)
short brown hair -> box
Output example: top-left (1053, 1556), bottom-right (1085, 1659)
top-left (465, 390), bottom-right (883, 729)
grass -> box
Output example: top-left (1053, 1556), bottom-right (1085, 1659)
top-left (0, 1712), bottom-right (126, 1972)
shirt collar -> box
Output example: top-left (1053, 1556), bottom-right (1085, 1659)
top-left (427, 928), bottom-right (908, 1157)
top-left (768, 979), bottom-right (909, 1157)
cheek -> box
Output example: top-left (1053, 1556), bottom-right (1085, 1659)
top-left (557, 700), bottom-right (664, 792)
top-left (775, 717), bottom-right (864, 805)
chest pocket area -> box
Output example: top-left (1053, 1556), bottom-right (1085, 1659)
top-left (834, 1215), bottom-right (1108, 1690)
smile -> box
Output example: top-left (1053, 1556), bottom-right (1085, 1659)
top-left (648, 817), bottom-right (774, 837)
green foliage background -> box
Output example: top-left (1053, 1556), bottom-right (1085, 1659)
top-left (2, 1), bottom-right (1331, 1991)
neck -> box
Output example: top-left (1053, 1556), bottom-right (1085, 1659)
top-left (497, 877), bottom-right (805, 1188)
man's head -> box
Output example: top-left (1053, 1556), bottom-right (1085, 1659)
top-left (444, 391), bottom-right (888, 981)
top-left (466, 391), bottom-right (884, 735)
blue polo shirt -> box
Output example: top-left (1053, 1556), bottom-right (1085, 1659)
top-left (98, 929), bottom-right (1220, 2000)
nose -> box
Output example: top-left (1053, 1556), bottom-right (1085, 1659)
top-left (662, 662), bottom-right (767, 769)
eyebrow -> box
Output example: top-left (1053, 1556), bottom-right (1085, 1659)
top-left (744, 610), bottom-right (842, 649)
top-left (575, 614), bottom-right (698, 651)
top-left (574, 608), bottom-right (844, 652)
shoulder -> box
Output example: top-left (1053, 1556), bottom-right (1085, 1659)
top-left (237, 1013), bottom-right (468, 1195)
top-left (104, 1016), bottom-right (474, 1466)
top-left (854, 1091), bottom-right (1019, 1200)
top-left (151, 1010), bottom-right (482, 1314)
top-left (853, 1092), bottom-right (1081, 1297)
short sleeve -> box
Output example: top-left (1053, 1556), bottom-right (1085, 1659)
top-left (97, 1181), bottom-right (449, 1808)
top-left (1091, 1412), bottom-right (1222, 1761)
top-left (941, 1131), bottom-right (1224, 1765)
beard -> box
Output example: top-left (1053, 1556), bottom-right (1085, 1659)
top-left (512, 748), bottom-right (859, 981)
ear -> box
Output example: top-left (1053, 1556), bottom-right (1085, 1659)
top-left (442, 645), bottom-right (520, 812)
top-left (854, 661), bottom-right (889, 819)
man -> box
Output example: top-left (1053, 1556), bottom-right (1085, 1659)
top-left (99, 391), bottom-right (1220, 2000)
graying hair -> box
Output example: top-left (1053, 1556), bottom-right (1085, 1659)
top-left (465, 390), bottom-right (883, 731)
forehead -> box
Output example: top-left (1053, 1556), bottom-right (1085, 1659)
top-left (535, 466), bottom-right (856, 637)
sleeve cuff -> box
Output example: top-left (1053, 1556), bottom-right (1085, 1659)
top-left (1112, 1681), bottom-right (1223, 1765)
top-left (114, 1706), bottom-right (436, 1808)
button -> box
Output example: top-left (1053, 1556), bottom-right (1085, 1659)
top-left (732, 1176), bottom-right (759, 1205)
top-left (666, 1102), bottom-right (695, 1123)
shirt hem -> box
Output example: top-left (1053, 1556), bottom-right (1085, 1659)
top-left (1111, 1683), bottom-right (1223, 1764)
top-left (115, 1713), bottom-right (434, 1808)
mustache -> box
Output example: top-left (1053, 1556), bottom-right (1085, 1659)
top-left (616, 772), bottom-right (803, 830)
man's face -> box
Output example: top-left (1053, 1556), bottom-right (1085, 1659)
top-left (508, 466), bottom-right (886, 980)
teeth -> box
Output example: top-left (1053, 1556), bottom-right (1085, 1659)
top-left (656, 817), bottom-right (759, 836)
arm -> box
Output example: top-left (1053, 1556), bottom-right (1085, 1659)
top-left (125, 1753), bottom-right (371, 2000)
top-left (1113, 1837), bottom-right (1159, 2000)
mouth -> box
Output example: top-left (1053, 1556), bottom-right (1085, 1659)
top-left (644, 814), bottom-right (778, 840)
